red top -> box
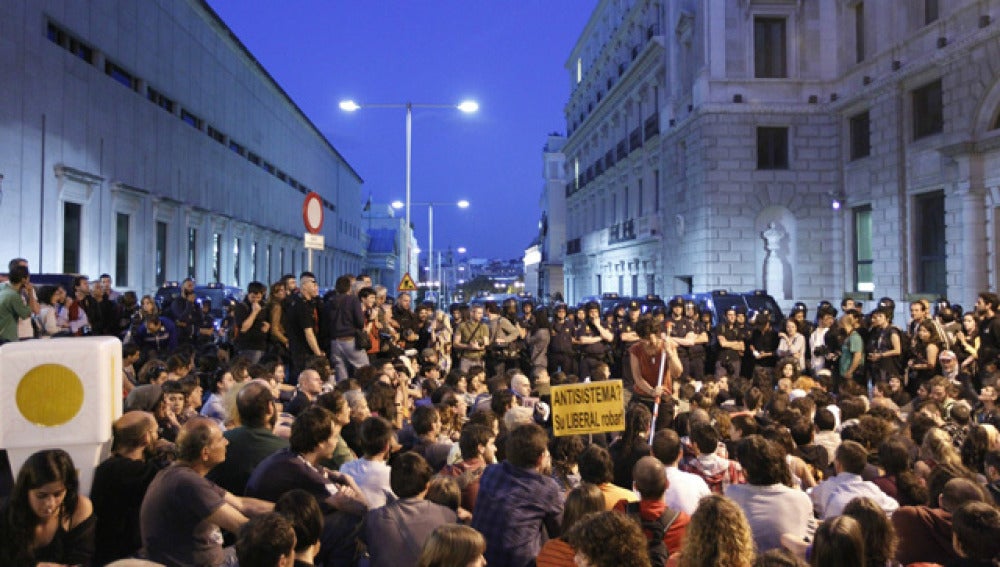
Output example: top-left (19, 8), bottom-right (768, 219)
top-left (630, 341), bottom-right (671, 398)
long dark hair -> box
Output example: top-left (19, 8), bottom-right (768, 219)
top-left (0, 449), bottom-right (80, 565)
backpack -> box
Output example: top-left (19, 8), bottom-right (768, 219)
top-left (624, 501), bottom-right (678, 567)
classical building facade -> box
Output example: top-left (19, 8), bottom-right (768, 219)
top-left (0, 0), bottom-right (366, 292)
top-left (560, 0), bottom-right (1000, 312)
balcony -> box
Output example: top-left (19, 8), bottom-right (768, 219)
top-left (644, 112), bottom-right (659, 141)
top-left (629, 128), bottom-right (643, 152)
top-left (604, 150), bottom-right (615, 170)
top-left (608, 219), bottom-right (637, 245)
top-left (616, 139), bottom-right (628, 160)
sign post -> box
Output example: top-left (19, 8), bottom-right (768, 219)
top-left (302, 192), bottom-right (324, 272)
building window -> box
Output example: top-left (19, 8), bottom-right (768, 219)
top-left (576, 58), bottom-right (582, 84)
top-left (637, 179), bottom-right (644, 217)
top-left (251, 242), bottom-right (258, 282)
top-left (596, 274), bottom-right (602, 295)
top-left (147, 87), bottom-right (175, 113)
top-left (757, 127), bottom-right (789, 169)
top-left (631, 274), bottom-right (638, 296)
top-left (187, 228), bottom-right (197, 279)
top-left (155, 222), bottom-right (168, 286)
top-left (913, 80), bottom-right (944, 139)
top-left (925, 0), bottom-right (939, 25)
top-left (266, 244), bottom-right (272, 284)
top-left (850, 111), bottom-right (871, 160)
top-left (207, 126), bottom-right (225, 145)
top-left (654, 170), bottom-right (660, 212)
top-left (46, 22), bottom-right (94, 64)
top-left (623, 186), bottom-right (630, 221)
top-left (855, 3), bottom-right (865, 63)
top-left (279, 248), bottom-right (285, 274)
top-left (115, 213), bottom-right (129, 286)
top-left (754, 17), bottom-right (787, 78)
top-left (63, 202), bottom-right (82, 274)
top-left (646, 274), bottom-right (655, 296)
top-left (853, 206), bottom-right (873, 292)
top-left (213, 233), bottom-right (222, 283)
top-left (618, 275), bottom-right (624, 295)
top-left (233, 238), bottom-right (241, 286)
top-left (181, 109), bottom-right (202, 130)
top-left (914, 191), bottom-right (946, 295)
top-left (105, 61), bottom-right (137, 91)
top-left (229, 141), bottom-right (246, 156)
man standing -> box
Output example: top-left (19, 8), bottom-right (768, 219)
top-left (548, 303), bottom-right (577, 376)
top-left (284, 272), bottom-right (325, 379)
top-left (325, 275), bottom-right (369, 382)
top-left (170, 278), bottom-right (202, 345)
top-left (809, 305), bottom-right (837, 376)
top-left (140, 417), bottom-right (274, 567)
top-left (472, 423), bottom-right (563, 567)
top-left (867, 306), bottom-right (903, 385)
top-left (454, 303), bottom-right (489, 372)
top-left (715, 306), bottom-right (746, 379)
top-left (976, 292), bottom-right (1000, 378)
top-left (0, 264), bottom-right (34, 343)
top-left (839, 310), bottom-right (866, 389)
top-left (4, 258), bottom-right (39, 340)
top-left (574, 301), bottom-right (614, 382)
top-left (233, 281), bottom-right (270, 364)
top-left (393, 292), bottom-right (420, 349)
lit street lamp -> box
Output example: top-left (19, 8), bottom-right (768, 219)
top-left (392, 199), bottom-right (469, 306)
top-left (338, 99), bottom-right (478, 275)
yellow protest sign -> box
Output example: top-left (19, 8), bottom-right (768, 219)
top-left (551, 379), bottom-right (625, 436)
top-left (398, 272), bottom-right (418, 292)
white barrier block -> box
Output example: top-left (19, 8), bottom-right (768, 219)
top-left (0, 337), bottom-right (123, 494)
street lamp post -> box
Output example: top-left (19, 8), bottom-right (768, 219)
top-left (338, 99), bottom-right (478, 275)
top-left (392, 199), bottom-right (469, 308)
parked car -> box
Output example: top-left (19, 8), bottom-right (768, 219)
top-left (684, 289), bottom-right (785, 327)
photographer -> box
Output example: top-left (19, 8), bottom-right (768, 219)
top-left (169, 278), bottom-right (203, 345)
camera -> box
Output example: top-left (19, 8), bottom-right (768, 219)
top-left (812, 345), bottom-right (829, 357)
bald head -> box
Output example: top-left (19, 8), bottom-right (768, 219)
top-left (941, 477), bottom-right (987, 513)
top-left (511, 374), bottom-right (531, 397)
top-left (633, 456), bottom-right (667, 500)
top-left (298, 369), bottom-right (323, 396)
top-left (113, 411), bottom-right (157, 453)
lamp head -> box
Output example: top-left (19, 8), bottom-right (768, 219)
top-left (457, 200), bottom-right (470, 208)
top-left (457, 100), bottom-right (479, 113)
top-left (391, 200), bottom-right (405, 209)
top-left (339, 100), bottom-right (361, 112)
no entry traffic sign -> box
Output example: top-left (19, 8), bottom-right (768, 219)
top-left (303, 192), bottom-right (324, 234)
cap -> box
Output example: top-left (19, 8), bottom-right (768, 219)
top-left (669, 295), bottom-right (685, 308)
top-left (628, 300), bottom-right (641, 311)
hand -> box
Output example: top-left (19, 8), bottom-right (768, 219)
top-left (261, 322), bottom-right (270, 333)
top-left (251, 302), bottom-right (262, 313)
top-left (653, 386), bottom-right (664, 398)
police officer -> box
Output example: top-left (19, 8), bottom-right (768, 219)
top-left (667, 295), bottom-right (695, 379)
top-left (684, 300), bottom-right (709, 381)
top-left (617, 300), bottom-right (642, 391)
top-left (548, 303), bottom-right (577, 376)
top-left (715, 305), bottom-right (746, 379)
top-left (574, 301), bottom-right (614, 381)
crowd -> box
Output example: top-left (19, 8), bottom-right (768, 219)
top-left (2, 259), bottom-right (1000, 566)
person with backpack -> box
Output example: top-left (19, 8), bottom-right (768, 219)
top-left (680, 422), bottom-right (745, 494)
top-left (613, 456), bottom-right (689, 567)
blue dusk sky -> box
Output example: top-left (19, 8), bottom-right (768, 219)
top-left (207, 0), bottom-right (598, 261)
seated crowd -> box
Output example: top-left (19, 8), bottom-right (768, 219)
top-left (3, 267), bottom-right (1000, 566)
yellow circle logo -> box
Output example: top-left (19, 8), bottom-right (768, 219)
top-left (15, 364), bottom-right (85, 427)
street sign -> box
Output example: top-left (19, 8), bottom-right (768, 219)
top-left (551, 380), bottom-right (625, 436)
top-left (398, 272), bottom-right (418, 292)
top-left (303, 233), bottom-right (325, 250)
top-left (302, 192), bottom-right (324, 234)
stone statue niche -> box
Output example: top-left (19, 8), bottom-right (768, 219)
top-left (761, 221), bottom-right (792, 300)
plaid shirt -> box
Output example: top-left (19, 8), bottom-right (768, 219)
top-left (471, 461), bottom-right (563, 567)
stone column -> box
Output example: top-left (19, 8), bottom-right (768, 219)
top-left (962, 185), bottom-right (988, 306)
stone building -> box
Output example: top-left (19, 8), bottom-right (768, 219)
top-left (0, 0), bottom-right (366, 292)
top-left (558, 0), bottom-right (1000, 313)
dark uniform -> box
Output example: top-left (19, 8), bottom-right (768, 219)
top-left (575, 304), bottom-right (612, 381)
top-left (549, 307), bottom-right (577, 377)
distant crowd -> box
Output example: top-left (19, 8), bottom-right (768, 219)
top-left (1, 260), bottom-right (1000, 566)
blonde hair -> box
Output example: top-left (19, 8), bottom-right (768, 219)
top-left (678, 495), bottom-right (755, 567)
top-left (417, 524), bottom-right (485, 567)
top-left (921, 428), bottom-right (963, 469)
